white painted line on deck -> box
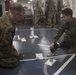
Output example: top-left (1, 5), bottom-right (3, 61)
top-left (53, 54), bottom-right (75, 75)
top-left (19, 54), bottom-right (75, 62)
top-left (20, 58), bottom-right (36, 61)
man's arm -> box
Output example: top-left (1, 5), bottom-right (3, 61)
top-left (53, 24), bottom-right (66, 43)
top-left (50, 24), bottom-right (66, 49)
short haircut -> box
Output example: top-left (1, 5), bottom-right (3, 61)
top-left (10, 3), bottom-right (24, 12)
top-left (61, 8), bottom-right (73, 17)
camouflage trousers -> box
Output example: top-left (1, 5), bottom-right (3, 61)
top-left (47, 10), bottom-right (56, 27)
top-left (0, 46), bottom-right (19, 68)
top-left (60, 39), bottom-right (76, 54)
top-left (33, 11), bottom-right (41, 26)
top-left (0, 57), bottom-right (18, 68)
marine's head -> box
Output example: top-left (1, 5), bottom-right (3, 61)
top-left (61, 8), bottom-right (73, 23)
top-left (9, 3), bottom-right (25, 24)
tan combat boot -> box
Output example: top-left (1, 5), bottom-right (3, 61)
top-left (35, 23), bottom-right (40, 27)
top-left (67, 47), bottom-right (76, 54)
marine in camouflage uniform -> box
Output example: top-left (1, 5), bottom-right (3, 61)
top-left (46, 0), bottom-right (56, 27)
top-left (0, 14), bottom-right (18, 68)
top-left (53, 8), bottom-right (76, 54)
top-left (33, 0), bottom-right (42, 27)
top-left (55, 0), bottom-right (63, 26)
top-left (0, 3), bottom-right (25, 68)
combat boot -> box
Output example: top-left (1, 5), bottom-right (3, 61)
top-left (35, 23), bottom-right (40, 27)
top-left (67, 47), bottom-right (76, 54)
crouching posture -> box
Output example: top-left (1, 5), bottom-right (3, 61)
top-left (50, 8), bottom-right (76, 54)
top-left (0, 3), bottom-right (25, 68)
top-left (0, 23), bottom-right (19, 68)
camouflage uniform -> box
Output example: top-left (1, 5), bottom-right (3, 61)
top-left (56, 0), bottom-right (63, 26)
top-left (54, 18), bottom-right (76, 53)
top-left (46, 0), bottom-right (56, 27)
top-left (0, 14), bottom-right (19, 68)
top-left (33, 0), bottom-right (42, 26)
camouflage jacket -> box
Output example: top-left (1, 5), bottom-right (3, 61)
top-left (54, 17), bottom-right (76, 46)
top-left (0, 14), bottom-right (15, 46)
top-left (0, 14), bottom-right (18, 58)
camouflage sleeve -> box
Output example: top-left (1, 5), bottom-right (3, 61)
top-left (0, 18), bottom-right (2, 23)
top-left (0, 15), bottom-right (4, 23)
top-left (69, 28), bottom-right (76, 37)
top-left (53, 24), bottom-right (66, 43)
top-left (0, 23), bottom-right (18, 58)
top-left (0, 15), bottom-right (8, 23)
top-left (68, 24), bottom-right (76, 44)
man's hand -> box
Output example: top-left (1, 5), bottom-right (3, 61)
top-left (50, 43), bottom-right (55, 49)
